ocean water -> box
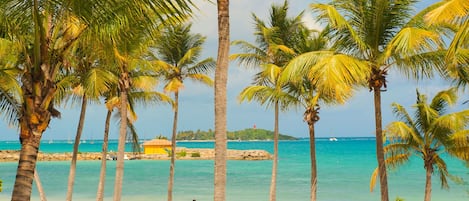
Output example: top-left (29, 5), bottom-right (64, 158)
top-left (0, 138), bottom-right (468, 201)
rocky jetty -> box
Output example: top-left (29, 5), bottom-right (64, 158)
top-left (0, 148), bottom-right (272, 162)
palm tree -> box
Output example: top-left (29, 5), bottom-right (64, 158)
top-left (231, 2), bottom-right (304, 200)
top-left (149, 23), bottom-right (215, 201)
top-left (214, 0), bottom-right (230, 200)
top-left (95, 78), bottom-right (170, 201)
top-left (281, 25), bottom-right (369, 200)
top-left (64, 43), bottom-right (116, 201)
top-left (310, 1), bottom-right (446, 200)
top-left (370, 88), bottom-right (469, 201)
top-left (424, 0), bottom-right (469, 87)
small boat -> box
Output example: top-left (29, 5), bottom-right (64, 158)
top-left (329, 137), bottom-right (338, 141)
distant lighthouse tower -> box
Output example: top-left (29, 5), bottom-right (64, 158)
top-left (253, 124), bottom-right (256, 129)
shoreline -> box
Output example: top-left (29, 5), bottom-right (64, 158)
top-left (0, 148), bottom-right (272, 162)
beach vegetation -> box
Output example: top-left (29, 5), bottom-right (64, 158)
top-left (310, 1), bottom-right (448, 200)
top-left (148, 23), bottom-right (215, 201)
top-left (177, 150), bottom-right (187, 158)
top-left (370, 88), bottom-right (469, 201)
top-left (231, 1), bottom-right (305, 200)
top-left (191, 152), bottom-right (201, 157)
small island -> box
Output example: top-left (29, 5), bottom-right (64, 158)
top-left (176, 128), bottom-right (297, 141)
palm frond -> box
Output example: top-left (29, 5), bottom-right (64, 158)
top-left (384, 27), bottom-right (442, 60)
top-left (310, 3), bottom-right (367, 52)
top-left (429, 88), bottom-right (457, 114)
top-left (186, 74), bottom-right (214, 87)
top-left (433, 155), bottom-right (450, 189)
top-left (424, 0), bottom-right (469, 26)
top-left (186, 58), bottom-right (216, 75)
top-left (386, 121), bottom-right (423, 145)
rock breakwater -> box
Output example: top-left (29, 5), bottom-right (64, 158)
top-left (0, 148), bottom-right (272, 162)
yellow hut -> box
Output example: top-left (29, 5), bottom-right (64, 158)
top-left (142, 139), bottom-right (172, 154)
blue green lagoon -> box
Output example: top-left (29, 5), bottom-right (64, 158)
top-left (1, 138), bottom-right (468, 201)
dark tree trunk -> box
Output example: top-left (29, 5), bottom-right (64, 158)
top-left (12, 129), bottom-right (43, 201)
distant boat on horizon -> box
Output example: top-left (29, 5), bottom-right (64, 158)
top-left (329, 137), bottom-right (338, 141)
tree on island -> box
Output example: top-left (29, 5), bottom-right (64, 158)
top-left (177, 128), bottom-right (297, 141)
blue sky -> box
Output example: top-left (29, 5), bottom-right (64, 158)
top-left (1, 0), bottom-right (464, 141)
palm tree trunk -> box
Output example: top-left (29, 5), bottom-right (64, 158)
top-left (12, 108), bottom-right (51, 201)
top-left (214, 1), bottom-right (229, 200)
top-left (34, 169), bottom-right (47, 201)
top-left (12, 133), bottom-right (41, 200)
top-left (114, 72), bottom-right (130, 201)
top-left (67, 95), bottom-right (88, 201)
top-left (373, 88), bottom-right (389, 201)
top-left (269, 101), bottom-right (279, 201)
top-left (168, 91), bottom-right (179, 201)
top-left (96, 109), bottom-right (112, 201)
top-left (424, 166), bottom-right (432, 201)
top-left (308, 123), bottom-right (317, 201)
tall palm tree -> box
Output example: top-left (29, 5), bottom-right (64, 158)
top-left (149, 23), bottom-right (215, 201)
top-left (310, 1), bottom-right (446, 200)
top-left (281, 24), bottom-right (370, 200)
top-left (370, 88), bottom-right (469, 201)
top-left (231, 2), bottom-right (304, 200)
top-left (214, 0), bottom-right (230, 200)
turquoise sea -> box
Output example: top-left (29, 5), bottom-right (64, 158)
top-left (1, 138), bottom-right (468, 201)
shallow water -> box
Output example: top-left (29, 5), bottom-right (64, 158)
top-left (1, 139), bottom-right (468, 201)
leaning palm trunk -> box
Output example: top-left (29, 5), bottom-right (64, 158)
top-left (96, 109), bottom-right (112, 201)
top-left (67, 95), bottom-right (88, 201)
top-left (269, 101), bottom-right (279, 201)
top-left (214, 1), bottom-right (230, 200)
top-left (113, 71), bottom-right (130, 201)
top-left (168, 92), bottom-right (179, 201)
top-left (373, 88), bottom-right (389, 201)
top-left (34, 169), bottom-right (47, 201)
